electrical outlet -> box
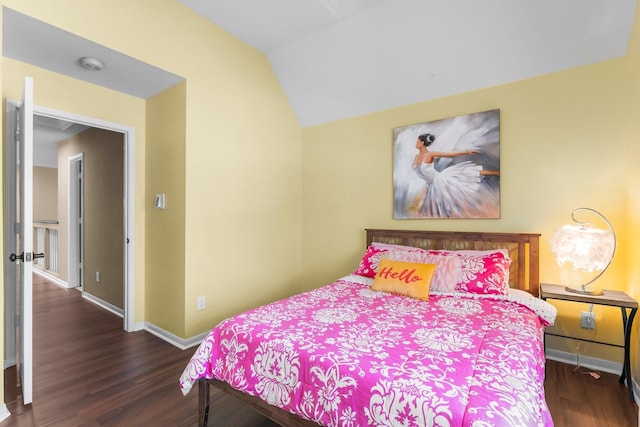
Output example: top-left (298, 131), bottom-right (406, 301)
top-left (197, 296), bottom-right (206, 311)
top-left (580, 311), bottom-right (595, 329)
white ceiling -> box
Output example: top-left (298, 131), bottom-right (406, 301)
top-left (179, 0), bottom-right (637, 127)
top-left (2, 8), bottom-right (184, 99)
top-left (2, 1), bottom-right (637, 143)
top-left (179, 0), bottom-right (387, 53)
top-left (31, 116), bottom-right (88, 168)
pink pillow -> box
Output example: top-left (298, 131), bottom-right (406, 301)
top-left (429, 250), bottom-right (511, 295)
top-left (354, 242), bottom-right (427, 278)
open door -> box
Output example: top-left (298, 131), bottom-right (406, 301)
top-left (8, 77), bottom-right (35, 405)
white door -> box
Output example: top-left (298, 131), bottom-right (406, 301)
top-left (10, 77), bottom-right (34, 405)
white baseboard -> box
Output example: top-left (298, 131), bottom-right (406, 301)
top-left (73, 286), bottom-right (204, 349)
top-left (34, 271), bottom-right (126, 324)
top-left (131, 321), bottom-right (145, 332)
top-left (0, 404), bottom-right (11, 423)
top-left (546, 348), bottom-right (624, 374)
top-left (81, 292), bottom-right (124, 318)
top-left (143, 322), bottom-right (208, 350)
top-left (33, 268), bottom-right (68, 288)
top-left (546, 348), bottom-right (640, 407)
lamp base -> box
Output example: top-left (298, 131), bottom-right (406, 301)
top-left (564, 286), bottom-right (604, 296)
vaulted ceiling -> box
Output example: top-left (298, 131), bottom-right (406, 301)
top-left (178, 0), bottom-right (637, 127)
top-left (3, 1), bottom-right (637, 131)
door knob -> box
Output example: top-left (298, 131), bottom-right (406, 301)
top-left (9, 252), bottom-right (24, 262)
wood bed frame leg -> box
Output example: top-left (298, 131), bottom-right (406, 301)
top-left (198, 378), bottom-right (210, 427)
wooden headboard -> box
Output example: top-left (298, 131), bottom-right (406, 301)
top-left (366, 229), bottom-right (541, 297)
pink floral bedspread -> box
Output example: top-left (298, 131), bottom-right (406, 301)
top-left (180, 275), bottom-right (555, 427)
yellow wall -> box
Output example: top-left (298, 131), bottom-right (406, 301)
top-left (146, 81), bottom-right (187, 335)
top-left (302, 10), bottom-right (640, 374)
top-left (624, 0), bottom-right (640, 381)
top-left (1, 0), bottom-right (303, 341)
top-left (302, 57), bottom-right (630, 288)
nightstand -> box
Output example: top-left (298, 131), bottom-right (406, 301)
top-left (540, 282), bottom-right (638, 402)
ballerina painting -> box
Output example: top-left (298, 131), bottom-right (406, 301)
top-left (393, 109), bottom-right (500, 219)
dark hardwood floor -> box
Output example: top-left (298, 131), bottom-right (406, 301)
top-left (1, 274), bottom-right (637, 426)
top-left (545, 360), bottom-right (638, 427)
top-left (2, 273), bottom-right (277, 427)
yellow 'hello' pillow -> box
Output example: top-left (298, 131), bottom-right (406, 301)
top-left (371, 258), bottom-right (436, 300)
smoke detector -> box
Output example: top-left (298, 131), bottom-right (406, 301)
top-left (78, 56), bottom-right (104, 71)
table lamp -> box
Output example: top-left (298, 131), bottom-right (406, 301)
top-left (550, 207), bottom-right (616, 296)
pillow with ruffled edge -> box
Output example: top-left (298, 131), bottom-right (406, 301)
top-left (431, 248), bottom-right (509, 258)
top-left (371, 258), bottom-right (436, 300)
top-left (428, 250), bottom-right (511, 295)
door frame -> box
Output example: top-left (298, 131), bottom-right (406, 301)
top-left (4, 102), bottom-right (137, 351)
top-left (4, 102), bottom-right (17, 368)
top-left (68, 153), bottom-right (84, 290)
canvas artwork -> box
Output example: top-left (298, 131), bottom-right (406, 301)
top-left (393, 109), bottom-right (500, 219)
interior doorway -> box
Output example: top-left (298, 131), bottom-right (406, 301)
top-left (4, 102), bottom-right (137, 373)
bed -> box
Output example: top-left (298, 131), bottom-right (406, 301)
top-left (180, 229), bottom-right (557, 426)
